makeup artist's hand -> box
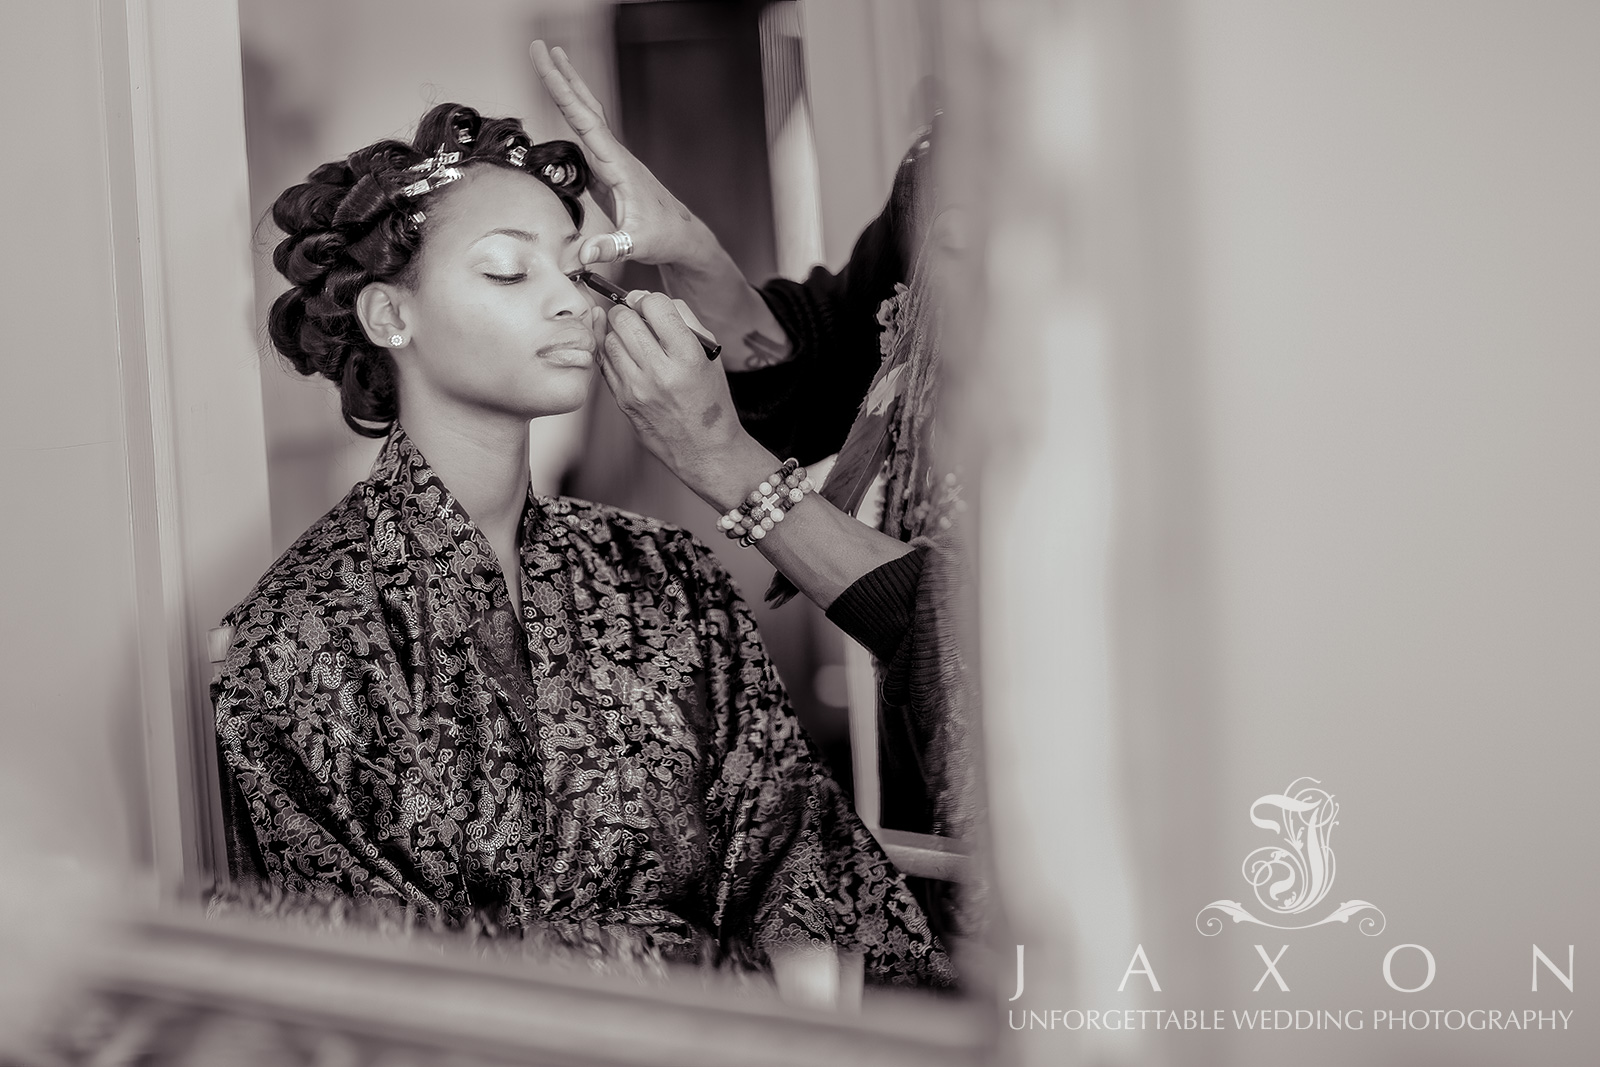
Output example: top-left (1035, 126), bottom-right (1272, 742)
top-left (529, 41), bottom-right (719, 269)
top-left (598, 292), bottom-right (773, 502)
top-left (600, 292), bottom-right (918, 610)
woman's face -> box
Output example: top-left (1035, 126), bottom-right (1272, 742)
top-left (389, 165), bottom-right (603, 424)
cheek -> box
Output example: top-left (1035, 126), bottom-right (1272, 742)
top-left (435, 293), bottom-right (534, 351)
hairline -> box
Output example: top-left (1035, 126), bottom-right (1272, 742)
top-left (396, 163), bottom-right (584, 285)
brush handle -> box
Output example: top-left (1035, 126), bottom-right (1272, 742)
top-left (580, 271), bottom-right (721, 359)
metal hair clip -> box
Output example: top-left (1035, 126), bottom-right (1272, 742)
top-left (401, 171), bottom-right (461, 198)
top-left (409, 143), bottom-right (462, 173)
top-left (542, 161), bottom-right (576, 186)
top-left (401, 142), bottom-right (466, 198)
top-left (507, 144), bottom-right (528, 168)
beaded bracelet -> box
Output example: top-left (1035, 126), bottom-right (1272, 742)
top-left (716, 459), bottom-right (813, 548)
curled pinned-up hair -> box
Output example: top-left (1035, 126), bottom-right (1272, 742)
top-left (266, 103), bottom-right (590, 436)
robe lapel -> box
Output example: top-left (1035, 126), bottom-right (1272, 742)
top-left (362, 428), bottom-right (530, 907)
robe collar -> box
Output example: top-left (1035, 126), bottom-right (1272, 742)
top-left (365, 425), bottom-right (542, 603)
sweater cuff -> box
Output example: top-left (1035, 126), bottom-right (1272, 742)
top-left (755, 275), bottom-right (834, 366)
top-left (825, 547), bottom-right (928, 663)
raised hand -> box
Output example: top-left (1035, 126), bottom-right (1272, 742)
top-left (529, 41), bottom-right (713, 267)
top-left (531, 40), bottom-right (792, 375)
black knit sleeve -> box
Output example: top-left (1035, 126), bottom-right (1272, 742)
top-left (726, 167), bottom-right (914, 465)
top-left (823, 546), bottom-right (927, 664)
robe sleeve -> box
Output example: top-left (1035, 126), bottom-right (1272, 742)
top-left (681, 537), bottom-right (953, 988)
top-left (210, 611), bottom-right (444, 922)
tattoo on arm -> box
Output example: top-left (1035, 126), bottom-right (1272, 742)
top-left (741, 330), bottom-right (793, 370)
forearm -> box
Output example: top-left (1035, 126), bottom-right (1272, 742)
top-left (599, 295), bottom-right (904, 606)
top-left (679, 434), bottom-right (914, 610)
top-left (658, 221), bottom-right (793, 373)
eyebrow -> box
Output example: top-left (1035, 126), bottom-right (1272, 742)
top-left (474, 228), bottom-right (582, 245)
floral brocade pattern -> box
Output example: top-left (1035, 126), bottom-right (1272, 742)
top-left (212, 428), bottom-right (951, 986)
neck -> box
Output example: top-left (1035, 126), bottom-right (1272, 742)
top-left (398, 407), bottom-right (532, 554)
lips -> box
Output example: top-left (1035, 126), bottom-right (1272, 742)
top-left (537, 332), bottom-right (597, 366)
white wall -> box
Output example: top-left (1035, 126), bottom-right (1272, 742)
top-left (981, 2), bottom-right (1598, 1065)
top-left (0, 0), bottom-right (149, 1042)
top-left (1180, 3), bottom-right (1598, 1063)
top-left (0, 1), bottom-right (145, 877)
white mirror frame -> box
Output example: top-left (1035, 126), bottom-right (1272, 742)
top-left (90, 909), bottom-right (990, 1066)
top-left (100, 0), bottom-right (273, 902)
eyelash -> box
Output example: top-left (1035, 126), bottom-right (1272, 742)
top-left (482, 271), bottom-right (586, 285)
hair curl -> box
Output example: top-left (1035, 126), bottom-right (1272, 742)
top-left (266, 103), bottom-right (590, 436)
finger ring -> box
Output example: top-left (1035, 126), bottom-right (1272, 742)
top-left (609, 230), bottom-right (634, 260)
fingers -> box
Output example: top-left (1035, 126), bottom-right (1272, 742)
top-left (606, 294), bottom-right (699, 363)
top-left (604, 304), bottom-right (657, 370)
top-left (528, 40), bottom-right (588, 125)
top-left (601, 329), bottom-right (637, 374)
top-left (550, 46), bottom-right (608, 124)
top-left (528, 39), bottom-right (556, 77)
top-left (595, 335), bottom-right (635, 411)
top-left (670, 298), bottom-right (711, 339)
top-left (528, 40), bottom-right (618, 155)
top-left (581, 233), bottom-right (624, 266)
top-left (628, 292), bottom-right (700, 355)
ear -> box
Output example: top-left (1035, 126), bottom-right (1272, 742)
top-left (356, 282), bottom-right (409, 348)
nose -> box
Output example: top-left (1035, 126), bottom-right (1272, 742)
top-left (547, 270), bottom-right (593, 321)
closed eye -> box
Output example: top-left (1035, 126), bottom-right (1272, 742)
top-left (484, 272), bottom-right (526, 284)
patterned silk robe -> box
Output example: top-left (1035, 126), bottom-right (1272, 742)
top-left (212, 429), bottom-right (951, 986)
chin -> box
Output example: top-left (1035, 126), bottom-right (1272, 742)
top-left (516, 378), bottom-right (592, 420)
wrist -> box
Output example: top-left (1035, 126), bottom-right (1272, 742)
top-left (714, 457), bottom-right (816, 550)
top-left (659, 217), bottom-right (732, 279)
top-left (678, 433), bottom-right (781, 516)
